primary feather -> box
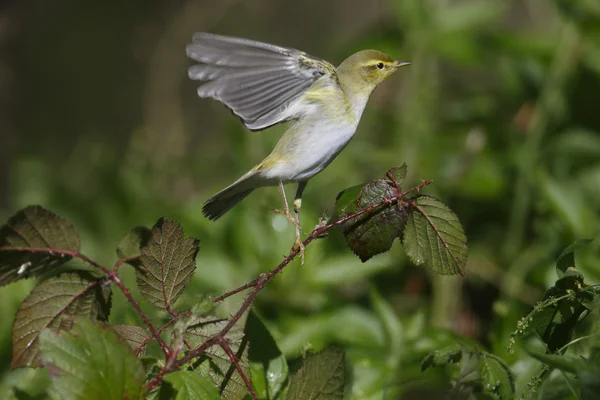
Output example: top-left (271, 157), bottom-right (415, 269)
top-left (186, 32), bottom-right (336, 130)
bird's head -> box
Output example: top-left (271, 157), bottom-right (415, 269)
top-left (336, 50), bottom-right (410, 95)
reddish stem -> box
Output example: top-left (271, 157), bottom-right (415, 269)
top-left (219, 338), bottom-right (258, 400)
top-left (146, 179), bottom-right (432, 391)
top-left (1, 247), bottom-right (172, 358)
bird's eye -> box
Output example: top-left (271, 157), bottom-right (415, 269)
top-left (376, 62), bottom-right (385, 70)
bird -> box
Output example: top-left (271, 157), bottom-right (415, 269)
top-left (186, 32), bottom-right (409, 261)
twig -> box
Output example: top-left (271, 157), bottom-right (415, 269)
top-left (214, 179), bottom-right (432, 302)
top-left (146, 179), bottom-right (432, 391)
top-left (2, 247), bottom-right (172, 358)
top-left (218, 338), bottom-right (258, 400)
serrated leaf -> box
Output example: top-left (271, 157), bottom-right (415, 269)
top-left (286, 346), bottom-right (345, 400)
top-left (246, 311), bottom-right (288, 400)
top-left (136, 218), bottom-right (199, 310)
top-left (421, 344), bottom-right (463, 372)
top-left (555, 238), bottom-right (594, 278)
top-left (386, 164), bottom-right (407, 187)
top-left (403, 195), bottom-right (467, 276)
top-left (11, 273), bottom-right (111, 369)
top-left (111, 324), bottom-right (149, 355)
top-left (184, 317), bottom-right (250, 399)
top-left (39, 318), bottom-right (145, 400)
top-left (164, 371), bottom-right (221, 400)
top-left (0, 206), bottom-right (81, 286)
top-left (336, 180), bottom-right (408, 262)
top-left (477, 353), bottom-right (515, 400)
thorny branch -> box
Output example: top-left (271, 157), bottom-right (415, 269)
top-left (5, 178), bottom-right (432, 398)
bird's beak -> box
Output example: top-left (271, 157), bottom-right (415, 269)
top-left (393, 61), bottom-right (411, 68)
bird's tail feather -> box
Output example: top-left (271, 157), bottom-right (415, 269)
top-left (202, 170), bottom-right (261, 220)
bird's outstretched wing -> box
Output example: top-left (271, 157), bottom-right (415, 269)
top-left (186, 33), bottom-right (337, 131)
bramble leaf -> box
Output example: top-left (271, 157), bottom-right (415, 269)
top-left (183, 317), bottom-right (250, 399)
top-left (164, 371), bottom-right (221, 400)
top-left (111, 324), bottom-right (149, 355)
top-left (336, 180), bottom-right (407, 262)
top-left (403, 195), bottom-right (467, 276)
top-left (39, 318), bottom-right (145, 400)
top-left (11, 273), bottom-right (110, 369)
top-left (0, 206), bottom-right (81, 286)
top-left (386, 164), bottom-right (407, 187)
top-left (136, 218), bottom-right (199, 310)
top-left (286, 346), bottom-right (345, 400)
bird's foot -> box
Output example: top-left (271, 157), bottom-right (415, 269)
top-left (272, 207), bottom-right (305, 264)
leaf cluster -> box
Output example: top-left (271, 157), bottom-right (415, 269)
top-left (0, 166), bottom-right (468, 399)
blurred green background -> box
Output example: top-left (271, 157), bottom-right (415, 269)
top-left (1, 0), bottom-right (600, 398)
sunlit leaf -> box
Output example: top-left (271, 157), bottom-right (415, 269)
top-left (136, 218), bottom-right (199, 310)
top-left (403, 196), bottom-right (467, 275)
top-left (421, 345), bottom-right (462, 372)
top-left (11, 273), bottom-right (110, 369)
top-left (164, 371), bottom-right (220, 400)
top-left (184, 317), bottom-right (249, 399)
top-left (0, 206), bottom-right (80, 286)
top-left (336, 180), bottom-right (407, 262)
top-left (111, 324), bottom-right (149, 355)
top-left (286, 346), bottom-right (345, 400)
top-left (246, 311), bottom-right (288, 399)
top-left (39, 318), bottom-right (144, 400)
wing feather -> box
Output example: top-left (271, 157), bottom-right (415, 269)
top-left (186, 32), bottom-right (336, 131)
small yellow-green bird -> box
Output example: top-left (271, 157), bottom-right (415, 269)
top-left (187, 33), bottom-right (409, 257)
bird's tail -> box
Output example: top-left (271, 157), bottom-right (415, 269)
top-left (202, 170), bottom-right (263, 220)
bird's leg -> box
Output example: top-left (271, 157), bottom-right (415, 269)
top-left (273, 181), bottom-right (305, 264)
top-left (292, 181), bottom-right (307, 263)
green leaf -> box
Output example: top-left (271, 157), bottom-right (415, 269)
top-left (403, 195), bottom-right (468, 276)
top-left (163, 371), bottom-right (221, 400)
top-left (421, 344), bottom-right (462, 372)
top-left (555, 238), bottom-right (594, 278)
top-left (11, 273), bottom-right (111, 369)
top-left (39, 318), bottom-right (145, 400)
top-left (477, 352), bottom-right (515, 400)
top-left (116, 226), bottom-right (152, 262)
top-left (245, 311), bottom-right (288, 400)
top-left (110, 324), bottom-right (149, 355)
top-left (286, 346), bottom-right (345, 400)
top-left (0, 206), bottom-right (81, 286)
top-left (336, 180), bottom-right (407, 262)
top-left (136, 218), bottom-right (199, 310)
top-left (184, 317), bottom-right (250, 399)
top-left (386, 164), bottom-right (407, 187)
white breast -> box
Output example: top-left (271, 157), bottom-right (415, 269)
top-left (261, 93), bottom-right (370, 182)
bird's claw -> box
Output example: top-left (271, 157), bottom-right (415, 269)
top-left (272, 206), bottom-right (305, 265)
top-left (292, 234), bottom-right (305, 265)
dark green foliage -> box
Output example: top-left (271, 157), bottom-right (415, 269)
top-left (286, 346), bottom-right (345, 400)
top-left (136, 218), bottom-right (199, 310)
top-left (11, 273), bottom-right (110, 369)
top-left (0, 206), bottom-right (80, 285)
top-left (421, 345), bottom-right (515, 400)
top-left (336, 166), bottom-right (467, 275)
top-left (39, 318), bottom-right (145, 400)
